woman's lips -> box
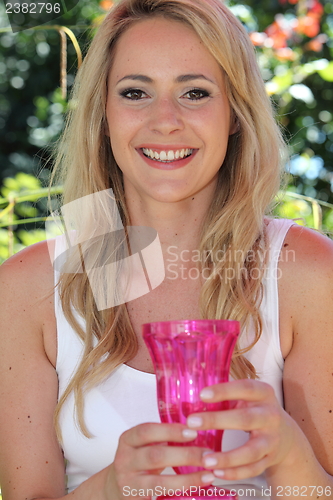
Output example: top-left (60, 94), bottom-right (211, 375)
top-left (137, 148), bottom-right (198, 170)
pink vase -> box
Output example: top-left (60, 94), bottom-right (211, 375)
top-left (143, 319), bottom-right (240, 499)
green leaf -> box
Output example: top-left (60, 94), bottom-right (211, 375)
top-left (318, 61), bottom-right (333, 82)
top-left (1, 173), bottom-right (42, 198)
top-left (0, 229), bottom-right (9, 244)
top-left (17, 229), bottom-right (46, 246)
top-left (266, 69), bottom-right (293, 95)
top-left (15, 172), bottom-right (42, 191)
top-left (15, 203), bottom-right (38, 218)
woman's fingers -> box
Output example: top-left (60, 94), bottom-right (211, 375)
top-left (120, 422), bottom-right (198, 448)
top-left (213, 455), bottom-right (271, 481)
top-left (187, 404), bottom-right (280, 432)
top-left (200, 379), bottom-right (276, 404)
top-left (113, 423), bottom-right (217, 498)
top-left (115, 423), bottom-right (213, 476)
top-left (127, 443), bottom-right (209, 472)
top-left (178, 378), bottom-right (295, 481)
top-left (112, 380), bottom-right (293, 496)
top-left (186, 379), bottom-right (282, 434)
top-left (202, 434), bottom-right (273, 470)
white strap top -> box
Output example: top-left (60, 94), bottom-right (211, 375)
top-left (54, 217), bottom-right (295, 497)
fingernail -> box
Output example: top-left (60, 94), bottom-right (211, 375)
top-left (200, 388), bottom-right (214, 399)
top-left (201, 472), bottom-right (215, 484)
top-left (182, 428), bottom-right (198, 439)
top-left (204, 455), bottom-right (218, 468)
top-left (187, 416), bottom-right (203, 428)
top-left (214, 469), bottom-right (225, 477)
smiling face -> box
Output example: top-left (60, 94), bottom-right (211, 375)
top-left (106, 16), bottom-right (235, 206)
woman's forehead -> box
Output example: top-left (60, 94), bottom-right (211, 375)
top-left (109, 17), bottom-right (224, 85)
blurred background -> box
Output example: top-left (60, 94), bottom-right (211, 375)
top-left (0, 0), bottom-right (333, 265)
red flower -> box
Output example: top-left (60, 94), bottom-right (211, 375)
top-left (275, 47), bottom-right (298, 60)
top-left (307, 0), bottom-right (324, 16)
top-left (305, 33), bottom-right (328, 51)
top-left (265, 15), bottom-right (295, 49)
top-left (100, 0), bottom-right (113, 11)
top-left (296, 13), bottom-right (321, 38)
top-left (249, 32), bottom-right (267, 46)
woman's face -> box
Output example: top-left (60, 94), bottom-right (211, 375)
top-left (106, 17), bottom-right (235, 205)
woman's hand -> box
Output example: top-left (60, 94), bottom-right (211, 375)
top-left (105, 422), bottom-right (217, 500)
top-left (186, 379), bottom-right (296, 481)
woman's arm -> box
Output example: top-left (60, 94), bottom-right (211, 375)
top-left (0, 241), bottom-right (219, 500)
top-left (0, 241), bottom-right (67, 499)
top-left (266, 224), bottom-right (333, 495)
top-left (184, 225), bottom-right (333, 498)
top-left (0, 242), bottom-right (117, 500)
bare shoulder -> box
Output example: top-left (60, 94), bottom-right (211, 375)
top-left (279, 224), bottom-right (333, 474)
top-left (0, 239), bottom-right (56, 365)
top-left (0, 238), bottom-right (54, 285)
top-left (278, 223), bottom-right (333, 353)
top-left (0, 238), bottom-right (55, 307)
top-left (285, 224), bottom-right (333, 264)
top-left (279, 223), bottom-right (333, 302)
top-left (0, 241), bottom-right (66, 497)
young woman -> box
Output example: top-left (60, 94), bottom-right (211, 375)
top-left (0, 0), bottom-right (332, 498)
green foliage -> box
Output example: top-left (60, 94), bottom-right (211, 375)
top-left (0, 172), bottom-right (332, 266)
top-left (0, 172), bottom-right (61, 263)
top-left (0, 0), bottom-right (103, 183)
top-left (227, 0), bottom-right (333, 205)
top-left (1, 170), bottom-right (41, 195)
top-left (0, 0), bottom-right (333, 260)
top-left (274, 190), bottom-right (333, 236)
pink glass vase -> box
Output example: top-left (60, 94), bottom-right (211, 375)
top-left (143, 319), bottom-right (239, 499)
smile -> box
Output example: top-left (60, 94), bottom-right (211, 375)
top-left (141, 148), bottom-right (194, 162)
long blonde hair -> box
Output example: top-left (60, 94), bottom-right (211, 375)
top-left (52, 0), bottom-right (287, 438)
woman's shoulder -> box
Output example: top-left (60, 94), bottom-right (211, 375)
top-left (276, 221), bottom-right (333, 362)
top-left (0, 240), bottom-right (56, 364)
top-left (278, 222), bottom-right (333, 335)
top-left (280, 222), bottom-right (333, 277)
top-left (0, 238), bottom-right (55, 290)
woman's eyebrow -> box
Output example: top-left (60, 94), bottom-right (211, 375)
top-left (116, 73), bottom-right (215, 85)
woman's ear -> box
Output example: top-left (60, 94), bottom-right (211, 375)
top-left (103, 118), bottom-right (110, 137)
top-left (229, 113), bottom-right (240, 135)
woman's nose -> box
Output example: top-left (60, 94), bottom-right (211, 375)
top-left (147, 96), bottom-right (185, 135)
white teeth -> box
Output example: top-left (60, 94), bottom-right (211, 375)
top-left (142, 148), bottom-right (193, 162)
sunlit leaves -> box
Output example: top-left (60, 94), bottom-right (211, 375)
top-left (1, 172), bottom-right (42, 198)
top-left (318, 61), bottom-right (333, 81)
top-left (229, 0), bottom-right (333, 211)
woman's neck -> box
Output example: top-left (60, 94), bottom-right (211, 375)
top-left (125, 188), bottom-right (212, 255)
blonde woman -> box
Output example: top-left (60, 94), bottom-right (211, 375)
top-left (0, 0), bottom-right (332, 498)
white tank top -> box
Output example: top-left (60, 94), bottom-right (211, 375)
top-left (54, 218), bottom-right (295, 498)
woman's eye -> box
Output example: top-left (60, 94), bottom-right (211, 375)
top-left (183, 89), bottom-right (210, 100)
top-left (120, 88), bottom-right (147, 100)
